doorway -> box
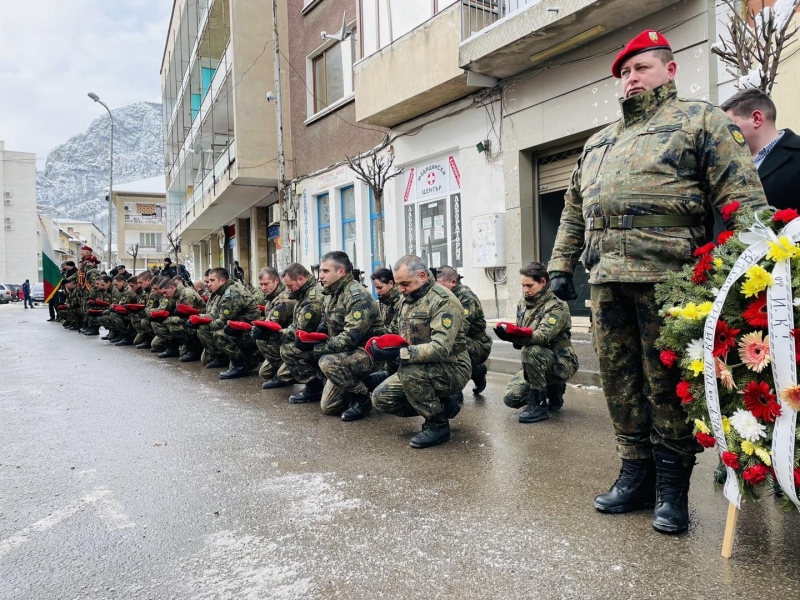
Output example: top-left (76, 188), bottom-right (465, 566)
top-left (419, 199), bottom-right (448, 269)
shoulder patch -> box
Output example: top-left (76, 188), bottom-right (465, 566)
top-left (728, 124), bottom-right (746, 147)
top-left (463, 308), bottom-right (470, 316)
top-left (547, 316), bottom-right (557, 325)
top-left (304, 311), bottom-right (313, 319)
top-left (441, 313), bottom-right (453, 329)
top-left (352, 310), bottom-right (363, 321)
top-left (272, 309), bottom-right (281, 317)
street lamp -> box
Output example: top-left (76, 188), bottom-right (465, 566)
top-left (88, 92), bottom-right (113, 269)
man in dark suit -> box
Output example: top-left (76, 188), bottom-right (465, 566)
top-left (722, 89), bottom-right (800, 210)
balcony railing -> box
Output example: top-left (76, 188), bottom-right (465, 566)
top-left (132, 245), bottom-right (170, 254)
top-left (461, 0), bottom-right (541, 40)
top-left (124, 215), bottom-right (167, 225)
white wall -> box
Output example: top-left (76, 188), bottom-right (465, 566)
top-left (1, 142), bottom-right (39, 284)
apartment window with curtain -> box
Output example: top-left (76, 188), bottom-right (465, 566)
top-left (309, 30), bottom-right (357, 117)
top-left (139, 232), bottom-right (163, 249)
top-left (318, 193), bottom-right (331, 259)
top-left (341, 186), bottom-right (357, 263)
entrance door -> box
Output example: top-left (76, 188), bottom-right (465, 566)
top-left (419, 199), bottom-right (448, 269)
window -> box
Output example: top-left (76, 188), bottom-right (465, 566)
top-left (318, 193), bottom-right (331, 259)
top-left (341, 186), bottom-right (357, 262)
top-left (359, 0), bottom-right (458, 57)
top-left (139, 232), bottom-right (163, 249)
top-left (309, 32), bottom-right (357, 116)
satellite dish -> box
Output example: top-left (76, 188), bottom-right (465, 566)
top-left (321, 12), bottom-right (351, 42)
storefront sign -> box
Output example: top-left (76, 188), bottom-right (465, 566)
top-left (315, 165), bottom-right (348, 190)
top-left (416, 161), bottom-right (448, 198)
top-left (268, 225), bottom-right (280, 240)
top-left (449, 156), bottom-right (461, 189)
top-left (450, 193), bottom-right (463, 268)
top-left (404, 203), bottom-right (416, 255)
top-left (403, 168), bottom-right (415, 203)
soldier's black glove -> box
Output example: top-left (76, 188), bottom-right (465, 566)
top-left (369, 341), bottom-right (401, 363)
top-left (512, 342), bottom-right (524, 350)
top-left (294, 338), bottom-right (317, 352)
top-left (250, 326), bottom-right (272, 342)
top-left (549, 272), bottom-right (577, 301)
top-left (317, 322), bottom-right (329, 335)
top-left (223, 324), bottom-right (245, 337)
top-left (493, 325), bottom-right (512, 342)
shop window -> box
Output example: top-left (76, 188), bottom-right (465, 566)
top-left (318, 193), bottom-right (331, 259)
top-left (341, 186), bottom-right (357, 263)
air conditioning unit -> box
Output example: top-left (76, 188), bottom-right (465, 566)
top-left (4, 224), bottom-right (12, 231)
top-left (3, 191), bottom-right (11, 198)
top-left (4, 217), bottom-right (12, 223)
top-left (268, 203), bottom-right (280, 225)
top-left (3, 198), bottom-right (11, 206)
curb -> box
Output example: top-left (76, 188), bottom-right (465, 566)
top-left (486, 357), bottom-right (602, 387)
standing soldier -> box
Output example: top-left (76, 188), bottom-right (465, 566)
top-left (371, 255), bottom-right (469, 448)
top-left (547, 30), bottom-right (768, 533)
top-left (435, 266), bottom-right (492, 396)
top-left (252, 267), bottom-right (296, 388)
top-left (497, 263), bottom-right (578, 423)
top-left (258, 263), bottom-right (324, 391)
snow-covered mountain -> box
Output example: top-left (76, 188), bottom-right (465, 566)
top-left (37, 102), bottom-right (164, 237)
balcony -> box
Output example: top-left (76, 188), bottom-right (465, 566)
top-left (354, 3), bottom-right (474, 128)
top-left (124, 215), bottom-right (167, 225)
top-left (459, 0), bottom-right (683, 79)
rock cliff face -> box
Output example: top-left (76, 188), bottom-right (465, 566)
top-left (37, 102), bottom-right (164, 236)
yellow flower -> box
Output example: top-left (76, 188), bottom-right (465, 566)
top-left (694, 419), bottom-right (710, 434)
top-left (741, 440), bottom-right (755, 455)
top-left (674, 302), bottom-right (713, 320)
top-left (697, 302), bottom-right (713, 318)
top-left (741, 265), bottom-right (774, 298)
top-left (722, 417), bottom-right (732, 435)
top-left (766, 236), bottom-right (800, 262)
top-left (714, 258), bottom-right (723, 267)
top-left (668, 305), bottom-right (682, 316)
top-left (689, 359), bottom-right (704, 377)
top-left (754, 446), bottom-right (772, 466)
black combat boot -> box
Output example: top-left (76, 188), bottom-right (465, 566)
top-left (219, 359), bottom-right (251, 380)
top-left (341, 393), bottom-right (372, 422)
top-left (100, 333), bottom-right (109, 340)
top-left (83, 326), bottom-right (100, 336)
top-left (443, 393), bottom-right (462, 420)
top-left (289, 379), bottom-right (325, 404)
top-left (115, 336), bottom-right (134, 347)
top-left (547, 382), bottom-right (566, 411)
top-left (179, 350), bottom-right (202, 363)
top-left (262, 376), bottom-right (293, 390)
top-left (409, 413), bottom-right (451, 449)
top-left (364, 370), bottom-right (390, 392)
top-left (593, 457), bottom-right (656, 514)
top-left (158, 344), bottom-right (180, 359)
top-left (472, 363), bottom-right (488, 395)
top-left (205, 356), bottom-right (229, 369)
top-left (135, 338), bottom-right (152, 350)
top-left (518, 389), bottom-right (549, 423)
top-left (652, 450), bottom-right (695, 534)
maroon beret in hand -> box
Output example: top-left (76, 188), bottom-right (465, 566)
top-left (297, 331), bottom-right (329, 343)
top-left (175, 303), bottom-right (201, 316)
top-left (226, 320), bottom-right (253, 332)
top-left (364, 334), bottom-right (409, 358)
top-left (496, 322), bottom-right (533, 337)
top-left (253, 320), bottom-right (282, 332)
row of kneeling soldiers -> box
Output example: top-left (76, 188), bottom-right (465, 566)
top-left (56, 250), bottom-right (578, 449)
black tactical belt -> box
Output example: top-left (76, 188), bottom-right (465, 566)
top-left (585, 215), bottom-right (702, 231)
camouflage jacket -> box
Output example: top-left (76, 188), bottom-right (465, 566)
top-left (451, 284), bottom-right (489, 341)
top-left (204, 280), bottom-right (260, 331)
top-left (397, 279), bottom-right (467, 364)
top-left (85, 266), bottom-right (99, 291)
top-left (261, 281), bottom-right (296, 326)
top-left (143, 289), bottom-right (161, 316)
top-left (280, 279), bottom-right (324, 343)
top-left (516, 288), bottom-right (573, 350)
top-left (316, 274), bottom-right (384, 355)
top-left (111, 284), bottom-right (137, 306)
top-left (90, 287), bottom-right (111, 304)
top-left (178, 285), bottom-right (206, 311)
top-left (378, 286), bottom-right (403, 332)
top-left (549, 81), bottom-right (768, 284)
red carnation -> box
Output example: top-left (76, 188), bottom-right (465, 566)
top-left (742, 293), bottom-right (768, 328)
top-left (742, 380), bottom-right (781, 422)
top-left (722, 451), bottom-right (740, 470)
top-left (717, 230), bottom-right (736, 245)
top-left (794, 467), bottom-right (800, 488)
top-left (721, 201), bottom-right (740, 220)
top-left (696, 432), bottom-right (717, 448)
top-left (660, 349), bottom-right (679, 368)
top-left (773, 208), bottom-right (799, 224)
top-left (713, 320), bottom-right (740, 358)
top-left (693, 242), bottom-right (716, 257)
top-left (676, 380), bottom-right (694, 404)
top-left (742, 464), bottom-right (770, 486)
top-left (791, 329), bottom-right (800, 363)
top-left (692, 253), bottom-right (714, 284)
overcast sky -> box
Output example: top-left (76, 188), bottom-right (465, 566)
top-left (0, 0), bottom-right (172, 165)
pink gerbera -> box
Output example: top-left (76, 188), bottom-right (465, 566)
top-left (738, 331), bottom-right (771, 373)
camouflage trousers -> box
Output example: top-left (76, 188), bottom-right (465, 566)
top-left (372, 352), bottom-right (471, 420)
top-left (591, 283), bottom-right (700, 460)
top-left (503, 346), bottom-right (578, 407)
top-left (197, 326), bottom-right (259, 363)
top-left (97, 313), bottom-right (131, 338)
top-left (467, 333), bottom-right (493, 381)
top-left (257, 339), bottom-right (283, 380)
top-left (130, 314), bottom-right (153, 342)
top-left (280, 342), bottom-right (321, 384)
top-left (318, 349), bottom-right (375, 415)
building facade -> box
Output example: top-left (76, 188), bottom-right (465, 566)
top-left (0, 140), bottom-right (38, 285)
top-left (54, 220), bottom-right (106, 262)
top-left (161, 0), bottom-right (292, 284)
top-left (114, 176), bottom-right (169, 273)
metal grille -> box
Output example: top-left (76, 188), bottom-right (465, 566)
top-left (537, 147), bottom-right (583, 192)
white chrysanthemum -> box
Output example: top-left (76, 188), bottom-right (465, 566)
top-left (794, 297), bottom-right (800, 307)
top-left (711, 287), bottom-right (721, 296)
top-left (686, 339), bottom-right (704, 362)
top-left (729, 409), bottom-right (767, 442)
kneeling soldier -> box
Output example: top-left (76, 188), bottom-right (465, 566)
top-left (98, 274), bottom-right (138, 345)
top-left (372, 255), bottom-right (470, 448)
top-left (253, 267), bottom-right (296, 387)
top-left (497, 262), bottom-right (578, 423)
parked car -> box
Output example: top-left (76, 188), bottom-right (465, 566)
top-left (5, 283), bottom-right (22, 302)
top-left (31, 283), bottom-right (45, 302)
top-left (0, 284), bottom-right (11, 304)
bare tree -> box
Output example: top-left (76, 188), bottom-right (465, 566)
top-left (166, 232), bottom-right (181, 270)
top-left (345, 151), bottom-right (402, 269)
top-left (126, 243), bottom-right (139, 275)
top-left (712, 0), bottom-right (800, 93)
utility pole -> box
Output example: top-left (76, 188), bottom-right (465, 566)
top-left (88, 92), bottom-right (114, 269)
top-left (272, 0), bottom-right (289, 270)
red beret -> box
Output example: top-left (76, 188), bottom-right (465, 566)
top-left (94, 299), bottom-right (110, 308)
top-left (297, 331), bottom-right (329, 343)
top-left (81, 245), bottom-right (93, 252)
top-left (125, 303), bottom-right (145, 312)
top-left (88, 309), bottom-right (105, 316)
top-left (253, 320), bottom-right (282, 332)
top-left (257, 305), bottom-right (266, 312)
top-left (188, 315), bottom-right (212, 326)
top-left (57, 304), bottom-right (69, 310)
top-left (113, 305), bottom-right (130, 315)
top-left (150, 310), bottom-right (170, 319)
top-left (611, 30), bottom-right (671, 78)
top-left (226, 320), bottom-right (253, 332)
top-left (365, 334), bottom-right (409, 357)
top-left (497, 322), bottom-right (533, 337)
top-left (86, 256), bottom-right (99, 263)
top-left (175, 303), bottom-right (201, 316)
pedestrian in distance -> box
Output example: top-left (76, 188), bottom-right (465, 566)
top-left (22, 279), bottom-right (34, 309)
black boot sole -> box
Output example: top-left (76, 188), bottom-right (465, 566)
top-left (410, 431), bottom-right (451, 449)
top-left (288, 394), bottom-right (322, 404)
top-left (341, 405), bottom-right (372, 422)
top-left (593, 499), bottom-right (655, 514)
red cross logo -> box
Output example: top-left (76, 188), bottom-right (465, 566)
top-left (426, 172), bottom-right (436, 186)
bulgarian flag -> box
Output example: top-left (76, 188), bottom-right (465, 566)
top-left (39, 216), bottom-right (62, 302)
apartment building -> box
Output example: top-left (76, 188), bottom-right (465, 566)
top-left (0, 141), bottom-right (38, 284)
top-left (114, 176), bottom-right (169, 272)
top-left (161, 0), bottom-right (292, 284)
top-left (284, 0), bottom-right (386, 278)
top-left (54, 220), bottom-right (106, 261)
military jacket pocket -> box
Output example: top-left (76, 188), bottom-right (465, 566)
top-left (402, 311), bottom-right (432, 345)
top-left (579, 142), bottom-right (611, 196)
top-left (630, 124), bottom-right (694, 175)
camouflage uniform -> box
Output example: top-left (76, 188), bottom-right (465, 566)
top-left (548, 81), bottom-right (768, 459)
top-left (197, 280), bottom-right (260, 364)
top-left (130, 286), bottom-right (156, 346)
top-left (162, 285), bottom-right (207, 354)
top-left (150, 289), bottom-right (180, 349)
top-left (503, 288), bottom-right (578, 407)
top-left (97, 284), bottom-right (137, 339)
top-left (378, 286), bottom-right (403, 333)
top-left (451, 283), bottom-right (492, 377)
top-left (86, 286), bottom-right (111, 331)
top-left (255, 282), bottom-right (296, 381)
top-left (373, 279), bottom-right (471, 419)
top-left (275, 279), bottom-right (325, 384)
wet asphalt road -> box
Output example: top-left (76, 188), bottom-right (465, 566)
top-left (2, 304), bottom-right (800, 599)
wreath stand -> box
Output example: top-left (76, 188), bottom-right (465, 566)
top-left (721, 502), bottom-right (739, 558)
